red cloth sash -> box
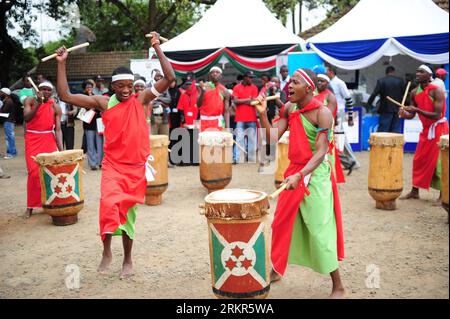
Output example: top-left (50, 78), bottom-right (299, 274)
top-left (25, 99), bottom-right (58, 208)
top-left (271, 98), bottom-right (344, 276)
top-left (99, 95), bottom-right (150, 240)
top-left (314, 91), bottom-right (345, 183)
top-left (200, 84), bottom-right (224, 131)
top-left (412, 84), bottom-right (449, 189)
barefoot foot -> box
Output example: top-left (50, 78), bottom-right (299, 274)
top-left (270, 269), bottom-right (282, 283)
top-left (330, 288), bottom-right (346, 299)
top-left (23, 208), bottom-right (32, 219)
top-left (120, 262), bottom-right (134, 279)
top-left (400, 191), bottom-right (419, 200)
top-left (97, 254), bottom-right (112, 274)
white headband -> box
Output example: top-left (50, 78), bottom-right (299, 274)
top-left (210, 66), bottom-right (222, 74)
top-left (418, 65), bottom-right (432, 74)
top-left (38, 82), bottom-right (53, 90)
top-left (133, 79), bottom-right (146, 86)
top-left (317, 74), bottom-right (330, 82)
top-left (112, 74), bottom-right (135, 82)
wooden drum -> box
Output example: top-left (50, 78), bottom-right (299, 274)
top-left (146, 135), bottom-right (169, 206)
top-left (35, 150), bottom-right (84, 226)
top-left (201, 189), bottom-right (270, 299)
top-left (439, 134), bottom-right (449, 214)
top-left (368, 133), bottom-right (404, 210)
top-left (198, 131), bottom-right (233, 193)
top-left (275, 131), bottom-right (290, 188)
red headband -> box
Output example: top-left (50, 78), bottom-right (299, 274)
top-left (294, 69), bottom-right (316, 90)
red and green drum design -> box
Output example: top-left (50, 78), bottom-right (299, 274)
top-left (203, 189), bottom-right (270, 299)
top-left (35, 150), bottom-right (84, 226)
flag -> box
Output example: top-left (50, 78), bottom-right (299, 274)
top-left (209, 220), bottom-right (269, 298)
top-left (40, 163), bottom-right (82, 208)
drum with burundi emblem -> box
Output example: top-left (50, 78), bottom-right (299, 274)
top-left (201, 189), bottom-right (270, 299)
top-left (35, 150), bottom-right (84, 226)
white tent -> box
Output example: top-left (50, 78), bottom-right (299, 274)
top-left (307, 0), bottom-right (449, 70)
top-left (161, 0), bottom-right (305, 52)
top-left (159, 0), bottom-right (305, 76)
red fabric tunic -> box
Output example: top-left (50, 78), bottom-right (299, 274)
top-left (315, 89), bottom-right (345, 183)
top-left (177, 83), bottom-right (199, 126)
top-left (25, 99), bottom-right (58, 208)
top-left (271, 99), bottom-right (344, 276)
top-left (200, 83), bottom-right (225, 132)
top-left (412, 84), bottom-right (449, 189)
top-left (99, 95), bottom-right (150, 241)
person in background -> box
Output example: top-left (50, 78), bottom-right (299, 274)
top-left (18, 76), bottom-right (36, 105)
top-left (23, 81), bottom-right (63, 218)
top-left (400, 64), bottom-right (448, 201)
top-left (36, 74), bottom-right (47, 85)
top-left (150, 71), bottom-right (171, 136)
top-left (367, 66), bottom-right (405, 133)
top-left (0, 88), bottom-right (17, 159)
top-left (177, 78), bottom-right (200, 166)
top-left (82, 79), bottom-right (103, 170)
top-left (93, 75), bottom-right (109, 95)
top-left (279, 65), bottom-right (290, 103)
top-left (59, 98), bottom-right (78, 150)
top-left (232, 70), bottom-right (259, 163)
top-left (432, 68), bottom-right (448, 99)
top-left (326, 65), bottom-right (360, 175)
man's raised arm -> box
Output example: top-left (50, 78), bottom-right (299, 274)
top-left (55, 46), bottom-right (107, 111)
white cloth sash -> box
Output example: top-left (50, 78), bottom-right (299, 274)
top-left (427, 117), bottom-right (447, 140)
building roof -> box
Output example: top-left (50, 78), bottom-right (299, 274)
top-left (35, 50), bottom-right (147, 81)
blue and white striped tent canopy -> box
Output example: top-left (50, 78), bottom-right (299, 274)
top-left (307, 0), bottom-right (449, 70)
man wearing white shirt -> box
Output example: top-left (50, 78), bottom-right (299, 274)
top-left (326, 66), bottom-right (360, 173)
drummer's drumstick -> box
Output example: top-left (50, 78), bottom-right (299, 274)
top-left (269, 183), bottom-right (287, 200)
top-left (401, 81), bottom-right (411, 106)
top-left (28, 77), bottom-right (39, 93)
top-left (28, 77), bottom-right (44, 102)
top-left (233, 140), bottom-right (247, 154)
top-left (41, 42), bottom-right (90, 62)
top-left (250, 95), bottom-right (280, 106)
top-left (145, 33), bottom-right (169, 43)
top-left (386, 96), bottom-right (405, 108)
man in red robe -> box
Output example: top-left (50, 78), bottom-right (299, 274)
top-left (198, 66), bottom-right (230, 131)
top-left (23, 81), bottom-right (63, 218)
top-left (400, 64), bottom-right (448, 200)
top-left (55, 33), bottom-right (175, 279)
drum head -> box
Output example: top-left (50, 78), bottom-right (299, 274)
top-left (205, 188), bottom-right (267, 204)
top-left (150, 135), bottom-right (169, 147)
top-left (198, 131), bottom-right (233, 146)
top-left (369, 132), bottom-right (404, 146)
top-left (35, 149), bottom-right (84, 165)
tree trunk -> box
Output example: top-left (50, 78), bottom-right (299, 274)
top-left (148, 0), bottom-right (157, 32)
top-left (298, 0), bottom-right (303, 33)
top-left (0, 3), bottom-right (16, 86)
top-left (291, 6), bottom-right (296, 34)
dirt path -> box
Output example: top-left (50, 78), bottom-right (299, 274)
top-left (0, 123), bottom-right (448, 299)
